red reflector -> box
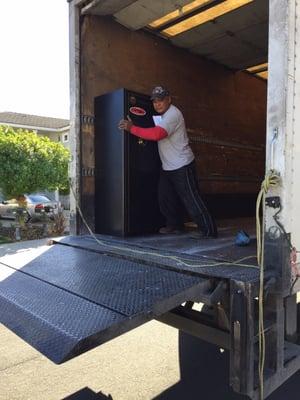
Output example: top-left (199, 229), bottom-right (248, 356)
top-left (35, 204), bottom-right (44, 209)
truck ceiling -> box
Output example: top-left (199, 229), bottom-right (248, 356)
top-left (79, 0), bottom-right (269, 71)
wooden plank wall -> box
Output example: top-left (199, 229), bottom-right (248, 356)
top-left (80, 15), bottom-right (267, 225)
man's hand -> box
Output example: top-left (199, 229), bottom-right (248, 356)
top-left (118, 116), bottom-right (133, 132)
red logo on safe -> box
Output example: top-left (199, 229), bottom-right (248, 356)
top-left (129, 107), bottom-right (146, 116)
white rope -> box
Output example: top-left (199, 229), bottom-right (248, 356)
top-left (256, 171), bottom-right (281, 400)
top-left (69, 181), bottom-right (258, 270)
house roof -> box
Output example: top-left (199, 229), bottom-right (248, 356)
top-left (0, 112), bottom-right (70, 132)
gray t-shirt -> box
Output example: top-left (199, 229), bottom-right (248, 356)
top-left (153, 104), bottom-right (194, 171)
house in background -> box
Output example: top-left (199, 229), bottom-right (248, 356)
top-left (0, 111), bottom-right (70, 149)
top-left (0, 112), bottom-right (70, 209)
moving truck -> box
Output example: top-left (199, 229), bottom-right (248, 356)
top-left (1, 1), bottom-right (300, 398)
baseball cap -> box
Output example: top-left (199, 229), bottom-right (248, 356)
top-left (150, 86), bottom-right (170, 100)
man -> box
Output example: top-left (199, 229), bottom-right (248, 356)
top-left (118, 86), bottom-right (217, 237)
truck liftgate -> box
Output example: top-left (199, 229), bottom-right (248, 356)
top-left (0, 237), bottom-right (210, 364)
top-left (1, 234), bottom-right (300, 399)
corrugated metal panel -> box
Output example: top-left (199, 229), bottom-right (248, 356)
top-left (171, 1), bottom-right (267, 49)
top-left (113, 0), bottom-right (194, 30)
top-left (191, 21), bottom-right (268, 70)
top-left (82, 0), bottom-right (268, 70)
top-left (82, 0), bottom-right (137, 16)
top-left (171, 0), bottom-right (268, 69)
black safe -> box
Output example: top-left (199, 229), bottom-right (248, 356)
top-left (94, 88), bottom-right (164, 236)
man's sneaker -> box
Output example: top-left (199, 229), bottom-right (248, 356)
top-left (159, 226), bottom-right (183, 234)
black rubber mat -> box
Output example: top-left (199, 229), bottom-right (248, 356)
top-left (0, 244), bottom-right (207, 364)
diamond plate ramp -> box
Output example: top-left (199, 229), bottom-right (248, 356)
top-left (0, 244), bottom-right (207, 364)
top-left (54, 235), bottom-right (260, 282)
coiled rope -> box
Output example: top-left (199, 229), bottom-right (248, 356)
top-left (256, 170), bottom-right (281, 400)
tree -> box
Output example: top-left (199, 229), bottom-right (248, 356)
top-left (0, 125), bottom-right (70, 199)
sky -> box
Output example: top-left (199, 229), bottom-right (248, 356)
top-left (0, 0), bottom-right (70, 119)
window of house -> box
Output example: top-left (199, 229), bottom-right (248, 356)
top-left (63, 134), bottom-right (69, 142)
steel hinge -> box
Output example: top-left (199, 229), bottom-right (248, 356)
top-left (81, 115), bottom-right (95, 125)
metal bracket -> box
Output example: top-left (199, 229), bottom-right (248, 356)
top-left (270, 127), bottom-right (279, 169)
top-left (266, 196), bottom-right (281, 209)
top-left (81, 167), bottom-right (95, 176)
top-left (81, 114), bottom-right (95, 125)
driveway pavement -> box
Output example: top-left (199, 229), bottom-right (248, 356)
top-left (0, 239), bottom-right (300, 400)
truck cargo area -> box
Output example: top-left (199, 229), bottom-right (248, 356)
top-left (77, 0), bottom-right (268, 237)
